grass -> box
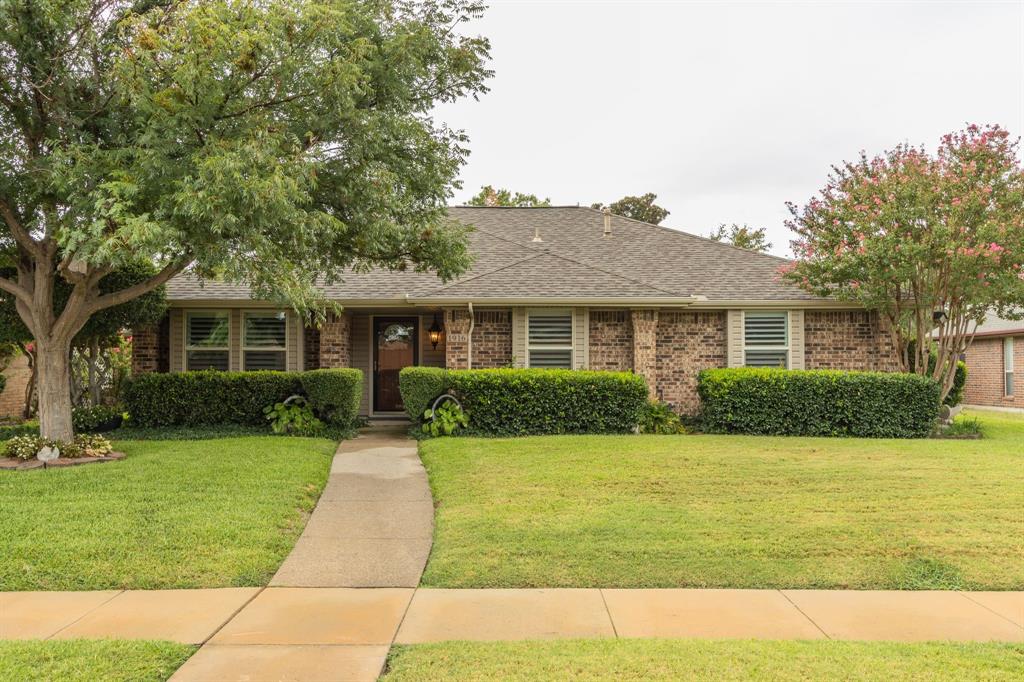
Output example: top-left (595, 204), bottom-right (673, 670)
top-left (0, 435), bottom-right (335, 590)
top-left (419, 410), bottom-right (1024, 589)
top-left (382, 640), bottom-right (1024, 681)
top-left (0, 640), bottom-right (195, 682)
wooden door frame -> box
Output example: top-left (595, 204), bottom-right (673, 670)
top-left (372, 316), bottom-right (419, 413)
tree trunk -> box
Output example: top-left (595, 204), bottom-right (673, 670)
top-left (36, 340), bottom-right (75, 442)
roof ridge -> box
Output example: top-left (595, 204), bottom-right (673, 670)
top-left (470, 224), bottom-right (680, 297)
top-left (428, 252), bottom-right (545, 294)
top-left (576, 205), bottom-right (794, 264)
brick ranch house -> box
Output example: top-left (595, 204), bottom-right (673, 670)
top-left (132, 206), bottom-right (900, 417)
top-left (961, 313), bottom-right (1022, 410)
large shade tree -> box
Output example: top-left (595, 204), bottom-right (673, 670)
top-left (783, 124), bottom-right (1024, 401)
top-left (0, 0), bottom-right (490, 440)
top-left (466, 185), bottom-right (550, 207)
top-left (591, 193), bottom-right (670, 225)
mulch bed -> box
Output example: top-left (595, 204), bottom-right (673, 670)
top-left (0, 452), bottom-right (126, 471)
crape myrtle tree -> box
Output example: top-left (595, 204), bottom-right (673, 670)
top-left (782, 124), bottom-right (1024, 402)
top-left (0, 0), bottom-right (491, 441)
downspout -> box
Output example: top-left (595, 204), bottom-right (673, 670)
top-left (467, 301), bottom-right (474, 369)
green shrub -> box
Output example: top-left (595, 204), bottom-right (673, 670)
top-left (0, 422), bottom-right (37, 440)
top-left (72, 405), bottom-right (125, 433)
top-left (2, 433), bottom-right (113, 460)
top-left (639, 399), bottom-right (688, 434)
top-left (945, 360), bottom-right (968, 407)
top-left (264, 396), bottom-right (323, 435)
top-left (446, 368), bottom-right (648, 436)
top-left (124, 371), bottom-right (303, 427)
top-left (422, 400), bottom-right (469, 437)
top-left (698, 368), bottom-right (940, 438)
top-left (299, 369), bottom-right (362, 425)
top-left (399, 366), bottom-right (448, 422)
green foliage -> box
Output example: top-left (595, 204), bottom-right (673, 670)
top-left (124, 371), bottom-right (303, 427)
top-left (264, 396), bottom-right (323, 435)
top-left (71, 405), bottom-right (125, 433)
top-left (0, 422), bottom-right (37, 440)
top-left (2, 433), bottom-right (112, 460)
top-left (707, 223), bottom-right (773, 253)
top-left (639, 400), bottom-right (688, 434)
top-left (399, 367), bottom-right (448, 422)
top-left (942, 416), bottom-right (984, 438)
top-left (113, 423), bottom-right (354, 441)
top-left (445, 369), bottom-right (648, 436)
top-left (0, 373), bottom-right (5, 396)
top-left (698, 368), bottom-right (941, 438)
top-left (299, 369), bottom-right (363, 425)
top-left (591, 193), bottom-right (670, 225)
top-left (423, 401), bottom-right (469, 437)
top-left (907, 343), bottom-right (968, 407)
top-left (466, 186), bottom-right (551, 207)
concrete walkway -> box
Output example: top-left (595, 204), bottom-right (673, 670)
top-left (270, 424), bottom-right (433, 588)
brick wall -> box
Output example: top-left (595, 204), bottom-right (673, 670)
top-left (131, 325), bottom-right (160, 374)
top-left (631, 310), bottom-right (659, 398)
top-left (963, 335), bottom-right (1022, 408)
top-left (588, 311), bottom-right (632, 371)
top-left (319, 312), bottom-right (351, 368)
top-left (444, 309), bottom-right (472, 370)
top-left (804, 311), bottom-right (900, 372)
top-left (0, 353), bottom-right (30, 419)
top-left (471, 310), bottom-right (512, 368)
top-left (656, 311), bottom-right (727, 414)
top-left (303, 326), bottom-right (321, 370)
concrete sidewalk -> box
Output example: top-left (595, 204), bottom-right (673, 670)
top-left (3, 587), bottom-right (1022, 680)
top-left (270, 424), bottom-right (433, 588)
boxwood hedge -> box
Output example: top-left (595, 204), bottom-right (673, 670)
top-left (443, 368), bottom-right (648, 436)
top-left (125, 369), bottom-right (363, 427)
top-left (300, 369), bottom-right (363, 425)
top-left (697, 368), bottom-right (940, 438)
top-left (398, 367), bottom-right (448, 422)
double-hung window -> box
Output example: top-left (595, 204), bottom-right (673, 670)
top-left (1005, 337), bottom-right (1015, 397)
top-left (186, 312), bottom-right (230, 371)
top-left (244, 312), bottom-right (288, 371)
top-left (527, 310), bottom-right (573, 369)
top-left (744, 311), bottom-right (789, 368)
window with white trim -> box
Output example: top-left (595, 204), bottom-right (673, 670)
top-left (527, 310), bottom-right (573, 368)
top-left (244, 311), bottom-right (287, 371)
top-left (744, 311), bottom-right (789, 368)
top-left (1005, 337), bottom-right (1015, 397)
top-left (186, 311), bottom-right (230, 371)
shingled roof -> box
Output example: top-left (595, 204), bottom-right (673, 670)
top-left (166, 206), bottom-right (830, 304)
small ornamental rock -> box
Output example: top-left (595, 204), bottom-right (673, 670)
top-left (37, 445), bottom-right (60, 462)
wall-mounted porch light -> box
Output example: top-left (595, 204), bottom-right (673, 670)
top-left (428, 314), bottom-right (444, 349)
top-left (932, 309), bottom-right (949, 325)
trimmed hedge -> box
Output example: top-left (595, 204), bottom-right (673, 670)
top-left (697, 368), bottom-right (940, 438)
top-left (399, 367), bottom-right (448, 422)
top-left (946, 361), bottom-right (968, 407)
top-left (125, 369), bottom-right (363, 427)
top-left (300, 369), bottom-right (363, 425)
top-left (446, 368), bottom-right (648, 436)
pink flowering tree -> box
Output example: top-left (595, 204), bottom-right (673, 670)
top-left (783, 124), bottom-right (1024, 401)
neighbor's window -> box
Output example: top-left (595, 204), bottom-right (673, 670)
top-left (244, 312), bottom-right (287, 371)
top-left (527, 310), bottom-right (573, 369)
top-left (186, 311), bottom-right (230, 371)
top-left (744, 311), bottom-right (789, 368)
top-left (1005, 337), bottom-right (1015, 397)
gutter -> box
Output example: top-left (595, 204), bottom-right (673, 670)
top-left (406, 295), bottom-right (707, 307)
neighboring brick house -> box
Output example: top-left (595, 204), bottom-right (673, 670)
top-left (962, 314), bottom-right (1023, 410)
top-left (133, 206), bottom-right (900, 416)
top-left (0, 353), bottom-right (30, 420)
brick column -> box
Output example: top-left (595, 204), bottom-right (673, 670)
top-left (631, 309), bottom-right (659, 398)
top-left (319, 312), bottom-right (351, 368)
top-left (131, 326), bottom-right (160, 374)
top-left (444, 309), bottom-right (472, 369)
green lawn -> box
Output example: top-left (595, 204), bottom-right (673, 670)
top-left (420, 411), bottom-right (1024, 589)
top-left (0, 640), bottom-right (194, 682)
top-left (382, 640), bottom-right (1024, 681)
top-left (0, 435), bottom-right (335, 591)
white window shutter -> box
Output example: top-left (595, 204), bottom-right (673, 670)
top-left (727, 310), bottom-right (744, 368)
top-left (511, 307), bottom-right (527, 368)
top-left (789, 310), bottom-right (805, 370)
top-left (573, 307), bottom-right (589, 369)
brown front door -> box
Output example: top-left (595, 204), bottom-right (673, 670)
top-left (373, 317), bottom-right (418, 412)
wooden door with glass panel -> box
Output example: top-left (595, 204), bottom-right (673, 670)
top-left (374, 318), bottom-right (418, 412)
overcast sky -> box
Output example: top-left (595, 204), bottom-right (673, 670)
top-left (435, 0), bottom-right (1024, 256)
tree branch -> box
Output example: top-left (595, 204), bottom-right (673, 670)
top-left (0, 197), bottom-right (43, 259)
top-left (85, 260), bottom-right (189, 315)
top-left (0, 274), bottom-right (33, 306)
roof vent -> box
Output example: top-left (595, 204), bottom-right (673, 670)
top-left (531, 225), bottom-right (543, 243)
top-left (602, 207), bottom-right (612, 237)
